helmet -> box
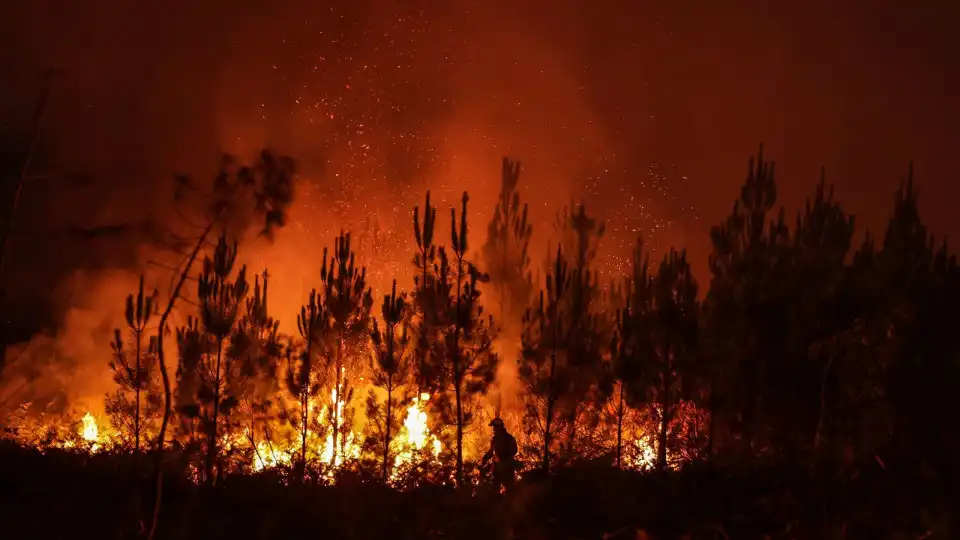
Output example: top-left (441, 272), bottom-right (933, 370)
top-left (489, 417), bottom-right (505, 428)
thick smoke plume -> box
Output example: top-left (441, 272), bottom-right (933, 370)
top-left (0, 0), bottom-right (690, 418)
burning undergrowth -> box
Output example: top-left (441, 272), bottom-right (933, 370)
top-left (0, 151), bottom-right (702, 493)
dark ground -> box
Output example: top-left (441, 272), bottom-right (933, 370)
top-left (0, 441), bottom-right (953, 540)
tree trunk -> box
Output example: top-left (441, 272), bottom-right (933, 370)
top-left (300, 392), bottom-right (308, 477)
top-left (657, 343), bottom-right (673, 472)
top-left (300, 339), bottom-right (312, 480)
top-left (383, 378), bottom-right (393, 482)
top-left (453, 250), bottom-right (464, 488)
top-left (455, 373), bottom-right (463, 487)
top-left (813, 353), bottom-right (834, 456)
top-left (657, 401), bottom-right (669, 472)
top-left (134, 330), bottom-right (142, 456)
top-left (148, 206), bottom-right (223, 540)
top-left (207, 340), bottom-right (223, 486)
top-left (332, 335), bottom-right (343, 467)
top-left (416, 252), bottom-right (428, 398)
top-left (543, 349), bottom-right (557, 473)
top-left (706, 391), bottom-right (716, 458)
top-left (616, 382), bottom-right (625, 468)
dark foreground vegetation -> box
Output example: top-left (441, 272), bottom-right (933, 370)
top-left (2, 147), bottom-right (959, 539)
top-left (1, 440), bottom-right (951, 539)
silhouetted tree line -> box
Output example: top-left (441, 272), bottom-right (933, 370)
top-left (3, 146), bottom-right (957, 538)
top-left (96, 148), bottom-right (960, 498)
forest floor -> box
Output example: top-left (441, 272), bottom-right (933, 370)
top-left (0, 441), bottom-right (952, 540)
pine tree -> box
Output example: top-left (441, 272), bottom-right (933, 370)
top-left (428, 192), bottom-right (498, 487)
top-left (175, 232), bottom-right (249, 485)
top-left (877, 166), bottom-right (960, 473)
top-left (789, 171), bottom-right (855, 455)
top-left (105, 276), bottom-right (162, 455)
top-left (609, 238), bottom-right (654, 468)
top-left (552, 203), bottom-right (607, 456)
top-left (150, 151), bottom-right (294, 540)
top-left (229, 271), bottom-right (284, 471)
top-left (483, 157), bottom-right (534, 324)
top-left (412, 191), bottom-right (439, 397)
top-left (368, 279), bottom-right (411, 481)
top-left (319, 230), bottom-right (373, 467)
top-left (287, 288), bottom-right (328, 479)
top-left (635, 249), bottom-right (700, 471)
top-left (518, 245), bottom-right (572, 472)
top-left (705, 146), bottom-right (790, 451)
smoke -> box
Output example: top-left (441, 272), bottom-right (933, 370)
top-left (0, 0), bottom-right (682, 418)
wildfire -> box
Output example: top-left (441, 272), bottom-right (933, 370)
top-left (59, 411), bottom-right (105, 453)
top-left (393, 392), bottom-right (443, 474)
top-left (4, 372), bottom-right (686, 482)
top-left (80, 412), bottom-right (99, 443)
top-left (402, 393), bottom-right (442, 455)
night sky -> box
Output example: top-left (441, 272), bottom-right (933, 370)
top-left (1, 0), bottom-right (958, 324)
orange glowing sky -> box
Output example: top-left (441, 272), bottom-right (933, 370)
top-left (0, 0), bottom-right (958, 408)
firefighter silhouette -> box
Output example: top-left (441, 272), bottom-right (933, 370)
top-left (481, 417), bottom-right (518, 492)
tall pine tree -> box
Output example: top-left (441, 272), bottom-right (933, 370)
top-left (287, 288), bottom-right (329, 478)
top-left (412, 192), bottom-right (440, 397)
top-left (609, 238), bottom-right (655, 468)
top-left (105, 276), bottom-right (161, 455)
top-left (229, 271), bottom-right (284, 471)
top-left (175, 232), bottom-right (249, 485)
top-left (788, 172), bottom-right (855, 455)
top-left (483, 157), bottom-right (534, 325)
top-left (705, 147), bottom-right (791, 452)
top-left (427, 192), bottom-right (498, 487)
top-left (635, 249), bottom-right (700, 471)
top-left (519, 246), bottom-right (572, 472)
top-left (368, 279), bottom-right (411, 481)
top-left (319, 231), bottom-right (373, 467)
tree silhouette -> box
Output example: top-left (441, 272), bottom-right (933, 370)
top-left (149, 150), bottom-right (294, 540)
top-left (412, 191), bottom-right (439, 397)
top-left (609, 238), bottom-right (655, 468)
top-left (632, 249), bottom-right (700, 471)
top-left (483, 157), bottom-right (534, 325)
top-left (553, 204), bottom-right (607, 457)
top-left (287, 288), bottom-right (329, 479)
top-left (877, 167), bottom-right (960, 474)
top-left (229, 271), bottom-right (284, 472)
top-left (427, 192), bottom-right (498, 487)
top-left (105, 276), bottom-right (161, 455)
top-left (319, 230), bottom-right (373, 467)
top-left (787, 172), bottom-right (855, 455)
top-left (705, 147), bottom-right (790, 452)
top-left (174, 232), bottom-right (249, 486)
top-left (367, 279), bottom-right (411, 481)
top-left (519, 245), bottom-right (573, 472)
